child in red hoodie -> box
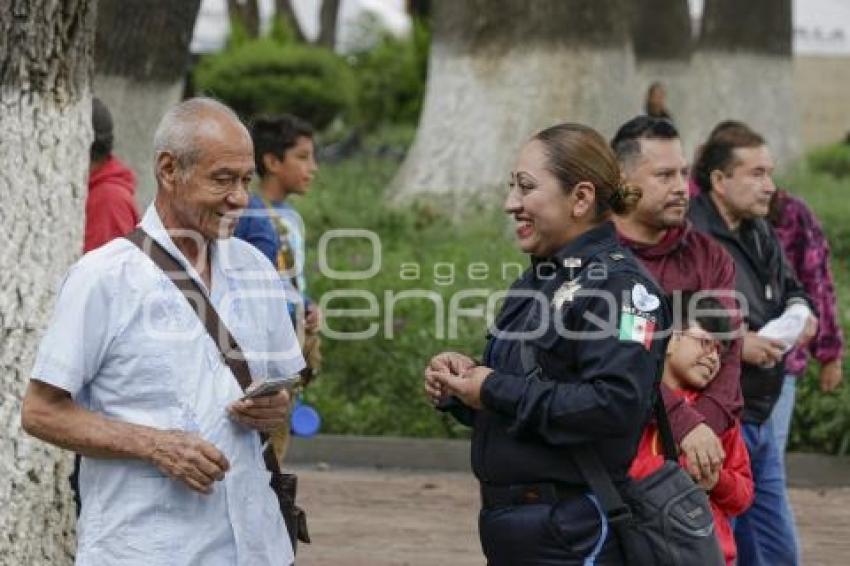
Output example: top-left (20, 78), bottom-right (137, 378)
top-left (630, 294), bottom-right (754, 565)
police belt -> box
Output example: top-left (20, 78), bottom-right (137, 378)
top-left (480, 481), bottom-right (587, 509)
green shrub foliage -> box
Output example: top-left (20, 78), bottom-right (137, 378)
top-left (348, 20), bottom-right (429, 130)
top-left (195, 39), bottom-right (355, 129)
top-left (792, 368), bottom-right (850, 455)
top-left (807, 142), bottom-right (850, 179)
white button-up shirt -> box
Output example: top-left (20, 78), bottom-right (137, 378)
top-left (32, 206), bottom-right (305, 566)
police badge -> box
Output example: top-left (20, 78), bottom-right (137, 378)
top-left (552, 279), bottom-right (582, 309)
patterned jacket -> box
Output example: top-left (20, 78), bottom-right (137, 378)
top-left (770, 190), bottom-right (844, 376)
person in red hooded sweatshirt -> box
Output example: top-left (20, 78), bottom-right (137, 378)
top-left (611, 116), bottom-right (744, 488)
top-left (629, 293), bottom-right (754, 565)
top-left (84, 97), bottom-right (140, 252)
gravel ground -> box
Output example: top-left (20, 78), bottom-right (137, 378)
top-left (293, 466), bottom-right (850, 566)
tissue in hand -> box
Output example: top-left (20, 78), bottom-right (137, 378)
top-left (757, 304), bottom-right (811, 353)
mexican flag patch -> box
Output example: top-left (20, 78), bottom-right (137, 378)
top-left (619, 310), bottom-right (655, 349)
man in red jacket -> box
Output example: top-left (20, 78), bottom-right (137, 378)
top-left (84, 97), bottom-right (140, 252)
top-left (611, 116), bottom-right (743, 485)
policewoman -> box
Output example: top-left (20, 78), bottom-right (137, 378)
top-left (426, 123), bottom-right (671, 565)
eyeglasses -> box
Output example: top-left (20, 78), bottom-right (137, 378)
top-left (677, 330), bottom-right (726, 355)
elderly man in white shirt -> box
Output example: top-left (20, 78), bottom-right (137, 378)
top-left (21, 98), bottom-right (304, 566)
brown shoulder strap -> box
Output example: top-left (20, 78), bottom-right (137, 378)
top-left (125, 228), bottom-right (252, 390)
top-left (125, 228), bottom-right (283, 473)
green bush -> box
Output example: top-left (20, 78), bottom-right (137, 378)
top-left (806, 143), bottom-right (850, 179)
top-left (348, 20), bottom-right (430, 130)
top-left (791, 368), bottom-right (850, 455)
top-left (268, 15), bottom-right (299, 46)
top-left (194, 39), bottom-right (355, 129)
top-left (225, 17), bottom-right (251, 51)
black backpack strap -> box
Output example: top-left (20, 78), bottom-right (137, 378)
top-left (571, 392), bottom-right (677, 530)
top-left (654, 386), bottom-right (678, 461)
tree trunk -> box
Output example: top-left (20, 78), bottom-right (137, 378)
top-left (686, 0), bottom-right (798, 162)
top-left (275, 0), bottom-right (307, 42)
top-left (93, 0), bottom-right (202, 208)
top-left (407, 0), bottom-right (432, 19)
top-left (317, 0), bottom-right (341, 49)
top-left (0, 1), bottom-right (97, 563)
top-left (701, 0), bottom-right (791, 55)
top-left (630, 0), bottom-right (692, 61)
top-left (393, 0), bottom-right (800, 202)
top-left (629, 0), bottom-right (692, 145)
top-left (391, 0), bottom-right (634, 201)
top-left (227, 0), bottom-right (261, 38)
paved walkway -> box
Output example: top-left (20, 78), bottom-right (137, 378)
top-left (294, 466), bottom-right (850, 566)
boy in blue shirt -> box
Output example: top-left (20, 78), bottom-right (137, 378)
top-left (235, 115), bottom-right (321, 381)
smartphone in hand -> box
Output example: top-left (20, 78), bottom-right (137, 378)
top-left (241, 377), bottom-right (301, 401)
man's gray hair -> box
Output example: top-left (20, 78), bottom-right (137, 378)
top-left (152, 97), bottom-right (241, 179)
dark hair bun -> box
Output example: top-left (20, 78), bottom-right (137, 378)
top-left (609, 182), bottom-right (642, 214)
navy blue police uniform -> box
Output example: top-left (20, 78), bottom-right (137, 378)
top-left (441, 221), bottom-right (670, 566)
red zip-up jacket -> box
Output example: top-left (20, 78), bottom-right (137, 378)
top-left (619, 222), bottom-right (743, 441)
top-left (85, 156), bottom-right (140, 253)
top-left (629, 390), bottom-right (754, 566)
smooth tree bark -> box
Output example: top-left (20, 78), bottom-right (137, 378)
top-left (391, 0), bottom-right (633, 201)
top-left (272, 0), bottom-right (339, 47)
top-left (0, 0), bottom-right (97, 562)
top-left (275, 0), bottom-right (307, 42)
top-left (700, 0), bottom-right (791, 55)
top-left (407, 0), bottom-right (431, 19)
top-left (227, 0), bottom-right (261, 38)
top-left (393, 0), bottom-right (799, 201)
top-left (317, 0), bottom-right (341, 48)
top-left (628, 0), bottom-right (693, 131)
top-left (93, 0), bottom-right (202, 207)
top-left (630, 0), bottom-right (692, 61)
top-left (684, 0), bottom-right (797, 160)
